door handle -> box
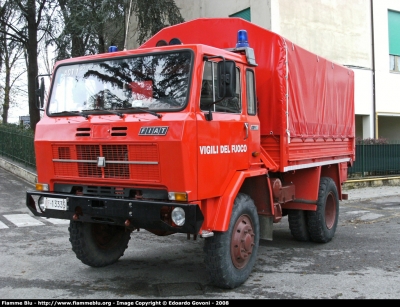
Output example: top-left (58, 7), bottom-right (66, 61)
top-left (244, 122), bottom-right (249, 140)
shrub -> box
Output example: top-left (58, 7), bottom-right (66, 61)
top-left (355, 137), bottom-right (388, 145)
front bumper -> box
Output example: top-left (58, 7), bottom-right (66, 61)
top-left (26, 190), bottom-right (204, 234)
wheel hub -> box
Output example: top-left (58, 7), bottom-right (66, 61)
top-left (325, 192), bottom-right (337, 229)
top-left (231, 214), bottom-right (255, 269)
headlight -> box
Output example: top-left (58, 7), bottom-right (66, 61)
top-left (38, 196), bottom-right (46, 212)
top-left (171, 207), bottom-right (185, 226)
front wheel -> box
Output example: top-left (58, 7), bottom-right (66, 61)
top-left (69, 221), bottom-right (131, 267)
top-left (307, 177), bottom-right (339, 243)
top-left (203, 193), bottom-right (260, 289)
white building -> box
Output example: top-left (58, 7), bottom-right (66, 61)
top-left (127, 0), bottom-right (400, 141)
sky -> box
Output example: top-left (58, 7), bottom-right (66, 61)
top-left (4, 47), bottom-right (54, 125)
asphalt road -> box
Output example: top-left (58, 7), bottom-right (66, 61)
top-left (1, 166), bottom-right (400, 300)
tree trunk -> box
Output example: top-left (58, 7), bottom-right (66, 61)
top-left (1, 65), bottom-right (10, 123)
top-left (71, 34), bottom-right (84, 58)
top-left (26, 0), bottom-right (40, 131)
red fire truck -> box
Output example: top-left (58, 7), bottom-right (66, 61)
top-left (27, 18), bottom-right (354, 289)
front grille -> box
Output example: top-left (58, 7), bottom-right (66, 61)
top-left (129, 144), bottom-right (160, 180)
top-left (76, 145), bottom-right (100, 160)
top-left (76, 145), bottom-right (102, 178)
top-left (52, 143), bottom-right (160, 181)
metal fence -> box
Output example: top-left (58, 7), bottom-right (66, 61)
top-left (0, 123), bottom-right (400, 178)
top-left (0, 124), bottom-right (36, 168)
top-left (348, 143), bottom-right (400, 177)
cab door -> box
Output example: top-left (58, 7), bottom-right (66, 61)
top-left (244, 68), bottom-right (261, 167)
top-left (197, 60), bottom-right (256, 199)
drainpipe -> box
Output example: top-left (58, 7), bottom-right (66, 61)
top-left (371, 0), bottom-right (377, 138)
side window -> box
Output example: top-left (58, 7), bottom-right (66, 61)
top-left (390, 55), bottom-right (400, 72)
top-left (200, 61), bottom-right (241, 113)
top-left (200, 61), bottom-right (214, 109)
top-left (246, 70), bottom-right (256, 115)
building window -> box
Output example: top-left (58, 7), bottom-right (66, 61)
top-left (390, 55), bottom-right (400, 72)
top-left (229, 8), bottom-right (251, 21)
top-left (388, 10), bottom-right (400, 72)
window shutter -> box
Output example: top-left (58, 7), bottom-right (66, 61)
top-left (388, 10), bottom-right (400, 56)
top-left (230, 8), bottom-right (251, 22)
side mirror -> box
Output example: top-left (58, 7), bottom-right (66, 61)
top-left (37, 77), bottom-right (45, 108)
top-left (35, 74), bottom-right (51, 110)
top-left (217, 60), bottom-right (236, 99)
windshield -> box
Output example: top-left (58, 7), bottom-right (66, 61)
top-left (48, 51), bottom-right (192, 115)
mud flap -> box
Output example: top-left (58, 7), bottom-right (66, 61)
top-left (259, 215), bottom-right (273, 240)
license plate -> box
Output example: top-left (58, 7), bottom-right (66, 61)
top-left (45, 197), bottom-right (67, 211)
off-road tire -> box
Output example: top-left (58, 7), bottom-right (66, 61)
top-left (69, 221), bottom-right (131, 267)
top-left (307, 177), bottom-right (339, 243)
top-left (287, 209), bottom-right (310, 241)
top-left (203, 193), bottom-right (260, 289)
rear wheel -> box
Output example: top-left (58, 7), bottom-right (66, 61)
top-left (307, 177), bottom-right (339, 243)
top-left (287, 209), bottom-right (310, 241)
top-left (69, 221), bottom-right (131, 267)
top-left (203, 193), bottom-right (260, 289)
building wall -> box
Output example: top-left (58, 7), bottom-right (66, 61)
top-left (126, 0), bottom-right (272, 49)
top-left (353, 68), bottom-right (374, 139)
top-left (373, 0), bottom-right (400, 140)
top-left (174, 0), bottom-right (272, 29)
top-left (172, 0), bottom-right (372, 68)
top-left (127, 0), bottom-right (372, 69)
top-left (272, 0), bottom-right (372, 68)
top-left (270, 0), bottom-right (374, 139)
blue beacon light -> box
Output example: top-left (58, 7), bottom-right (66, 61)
top-left (236, 30), bottom-right (249, 48)
top-left (108, 46), bottom-right (118, 52)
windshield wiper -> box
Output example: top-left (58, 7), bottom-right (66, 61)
top-left (51, 110), bottom-right (89, 119)
top-left (79, 108), bottom-right (124, 118)
top-left (121, 107), bottom-right (162, 118)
